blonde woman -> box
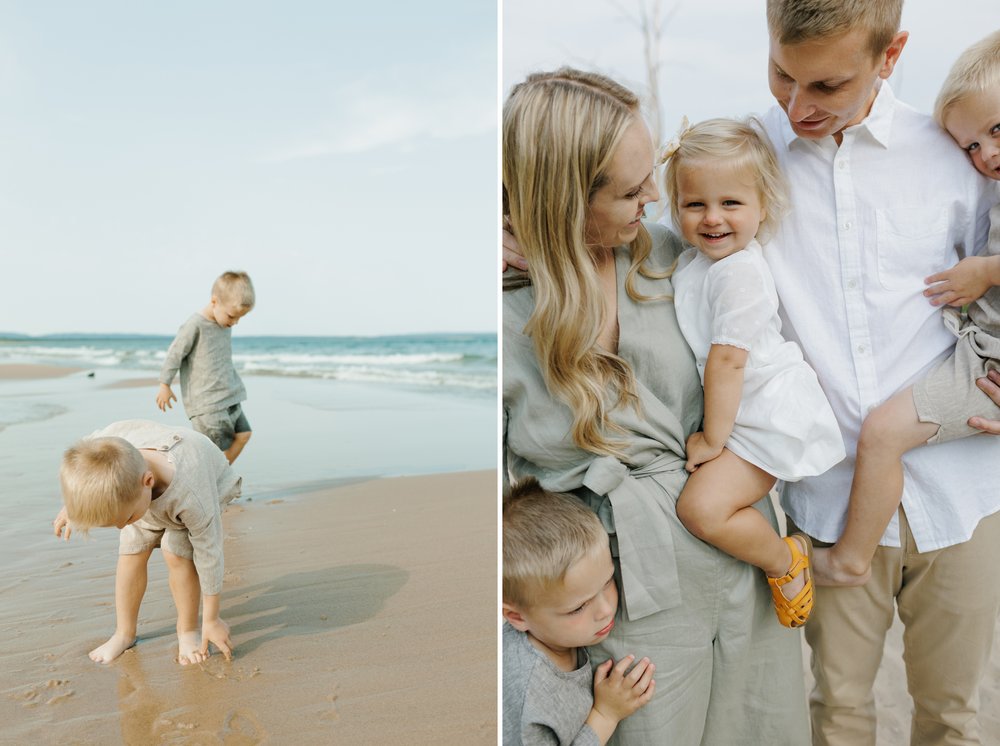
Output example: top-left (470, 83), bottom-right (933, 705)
top-left (502, 68), bottom-right (809, 744)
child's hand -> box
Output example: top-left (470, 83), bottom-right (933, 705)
top-left (684, 432), bottom-right (723, 472)
top-left (924, 256), bottom-right (997, 307)
top-left (502, 224), bottom-right (529, 272)
top-left (200, 618), bottom-right (233, 661)
top-left (156, 383), bottom-right (177, 412)
top-left (52, 507), bottom-right (72, 540)
top-left (589, 655), bottom-right (656, 734)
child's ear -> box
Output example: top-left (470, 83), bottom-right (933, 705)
top-left (502, 603), bottom-right (530, 632)
top-left (142, 470), bottom-right (155, 488)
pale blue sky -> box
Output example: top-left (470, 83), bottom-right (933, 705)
top-left (0, 1), bottom-right (497, 336)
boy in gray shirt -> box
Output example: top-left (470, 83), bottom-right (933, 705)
top-left (502, 478), bottom-right (655, 745)
top-left (156, 271), bottom-right (255, 463)
top-left (52, 419), bottom-right (242, 666)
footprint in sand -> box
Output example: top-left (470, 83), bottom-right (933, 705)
top-left (320, 686), bottom-right (340, 722)
top-left (221, 709), bottom-right (266, 744)
top-left (12, 679), bottom-right (75, 707)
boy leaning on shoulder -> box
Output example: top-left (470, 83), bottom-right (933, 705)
top-left (502, 477), bottom-right (654, 745)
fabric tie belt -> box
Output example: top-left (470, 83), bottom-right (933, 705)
top-left (582, 451), bottom-right (687, 621)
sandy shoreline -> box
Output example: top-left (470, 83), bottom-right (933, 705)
top-left (0, 363), bottom-right (83, 379)
top-left (4, 470), bottom-right (497, 743)
top-left (0, 363), bottom-right (497, 743)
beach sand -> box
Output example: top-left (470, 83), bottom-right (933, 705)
top-left (1, 365), bottom-right (497, 744)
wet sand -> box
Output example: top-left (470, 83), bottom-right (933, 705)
top-left (0, 365), bottom-right (497, 744)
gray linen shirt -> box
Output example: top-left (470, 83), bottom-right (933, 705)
top-left (95, 420), bottom-right (241, 595)
top-left (502, 623), bottom-right (599, 746)
top-left (964, 202), bottom-right (1000, 348)
top-left (159, 313), bottom-right (246, 418)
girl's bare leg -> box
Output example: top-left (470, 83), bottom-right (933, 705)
top-left (162, 549), bottom-right (206, 665)
top-left (676, 449), bottom-right (803, 591)
top-left (90, 547), bottom-right (155, 664)
top-left (812, 386), bottom-right (939, 586)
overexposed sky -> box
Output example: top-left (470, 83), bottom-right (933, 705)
top-left (503, 1), bottom-right (997, 144)
top-left (1, 1), bottom-right (497, 336)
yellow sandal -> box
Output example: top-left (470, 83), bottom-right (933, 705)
top-left (767, 534), bottom-right (814, 628)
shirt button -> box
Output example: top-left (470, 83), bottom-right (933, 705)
top-left (857, 344), bottom-right (866, 353)
top-left (847, 279), bottom-right (858, 289)
top-left (838, 161), bottom-right (846, 170)
top-left (844, 221), bottom-right (852, 230)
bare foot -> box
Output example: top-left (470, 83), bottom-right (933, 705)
top-left (811, 546), bottom-right (871, 587)
top-left (177, 631), bottom-right (208, 665)
top-left (89, 633), bottom-right (136, 664)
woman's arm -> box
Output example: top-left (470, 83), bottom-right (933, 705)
top-left (685, 343), bottom-right (748, 471)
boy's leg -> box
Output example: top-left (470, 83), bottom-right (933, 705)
top-left (90, 547), bottom-right (155, 664)
top-left (812, 386), bottom-right (937, 586)
top-left (676, 448), bottom-right (784, 575)
top-left (224, 429), bottom-right (251, 464)
top-left (162, 548), bottom-right (207, 665)
top-left (787, 517), bottom-right (898, 746)
top-left (898, 508), bottom-right (1000, 745)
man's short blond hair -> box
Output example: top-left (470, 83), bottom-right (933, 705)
top-left (60, 437), bottom-right (147, 530)
top-left (502, 477), bottom-right (609, 609)
top-left (934, 30), bottom-right (1000, 128)
top-left (766, 0), bottom-right (903, 58)
top-left (212, 271), bottom-right (255, 311)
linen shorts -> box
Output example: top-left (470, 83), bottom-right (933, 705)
top-left (189, 404), bottom-right (251, 451)
top-left (119, 477), bottom-right (242, 558)
top-left (913, 336), bottom-right (1000, 444)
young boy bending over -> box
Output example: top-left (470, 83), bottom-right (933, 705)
top-left (52, 419), bottom-right (242, 665)
top-left (502, 478), bottom-right (655, 745)
top-left (813, 29), bottom-right (1000, 586)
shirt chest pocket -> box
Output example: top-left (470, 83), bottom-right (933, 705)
top-left (875, 208), bottom-right (952, 292)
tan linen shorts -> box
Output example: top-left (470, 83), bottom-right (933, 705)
top-left (119, 477), bottom-right (242, 558)
top-left (913, 335), bottom-right (1000, 444)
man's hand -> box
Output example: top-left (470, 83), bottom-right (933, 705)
top-left (53, 507), bottom-right (72, 540)
top-left (970, 369), bottom-right (1000, 434)
top-left (684, 432), bottom-right (724, 473)
top-left (156, 383), bottom-right (177, 412)
top-left (924, 256), bottom-right (998, 307)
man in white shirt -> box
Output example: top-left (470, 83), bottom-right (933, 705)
top-left (762, 2), bottom-right (1000, 744)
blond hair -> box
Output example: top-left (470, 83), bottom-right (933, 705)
top-left (502, 68), bottom-right (670, 458)
top-left (212, 271), bottom-right (255, 311)
top-left (934, 30), bottom-right (1000, 128)
top-left (59, 437), bottom-right (147, 530)
top-left (766, 0), bottom-right (903, 58)
top-left (502, 477), bottom-right (609, 609)
top-left (662, 117), bottom-right (787, 244)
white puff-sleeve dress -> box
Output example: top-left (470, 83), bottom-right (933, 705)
top-left (672, 239), bottom-right (845, 481)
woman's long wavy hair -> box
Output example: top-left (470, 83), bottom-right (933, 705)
top-left (503, 68), bottom-right (669, 458)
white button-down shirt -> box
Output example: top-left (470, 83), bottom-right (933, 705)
top-left (758, 81), bottom-right (999, 551)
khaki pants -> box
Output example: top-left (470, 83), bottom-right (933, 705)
top-left (789, 509), bottom-right (1000, 746)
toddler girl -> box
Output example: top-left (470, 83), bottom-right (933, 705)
top-left (664, 117), bottom-right (845, 627)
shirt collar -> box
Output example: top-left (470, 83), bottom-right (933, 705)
top-left (779, 79), bottom-right (896, 149)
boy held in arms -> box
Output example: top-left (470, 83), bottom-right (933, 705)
top-left (52, 420), bottom-right (241, 665)
top-left (157, 271), bottom-right (254, 464)
top-left (814, 28), bottom-right (1000, 587)
top-left (502, 478), bottom-right (655, 745)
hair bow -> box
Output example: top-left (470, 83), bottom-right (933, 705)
top-left (658, 115), bottom-right (691, 165)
